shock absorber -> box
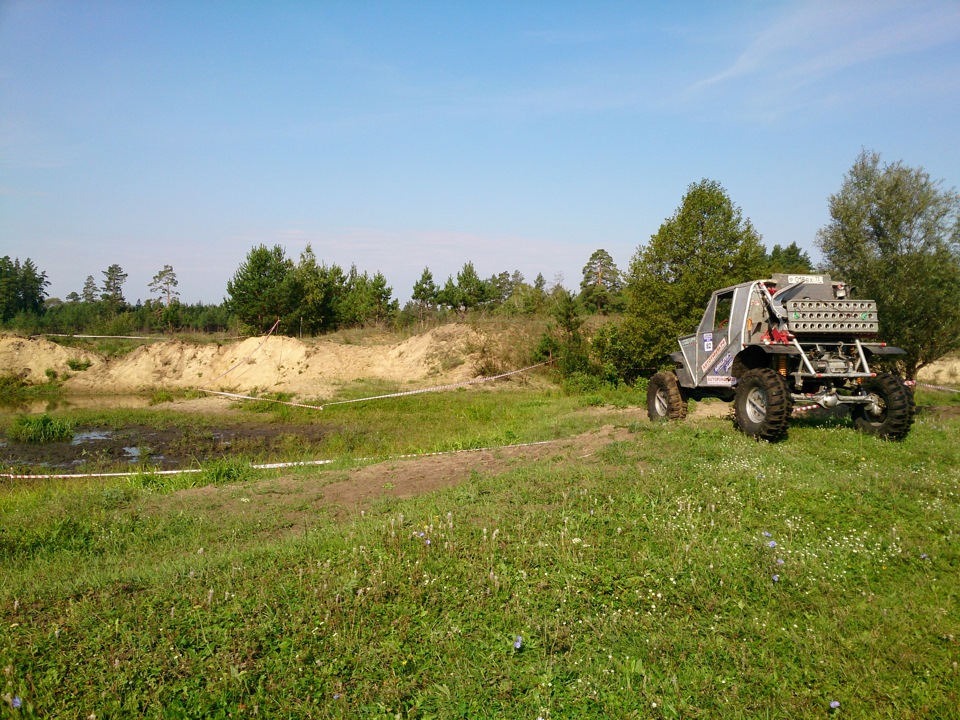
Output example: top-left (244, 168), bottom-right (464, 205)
top-left (778, 355), bottom-right (788, 377)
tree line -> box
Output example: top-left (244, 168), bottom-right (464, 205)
top-left (2, 149), bottom-right (958, 378)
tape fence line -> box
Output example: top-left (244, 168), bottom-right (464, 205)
top-left (321, 360), bottom-right (555, 408)
top-left (197, 319), bottom-right (554, 410)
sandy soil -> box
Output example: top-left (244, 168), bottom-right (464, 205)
top-left (5, 330), bottom-right (956, 399)
top-left (1, 325), bottom-right (488, 400)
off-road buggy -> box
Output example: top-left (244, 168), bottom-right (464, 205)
top-left (647, 274), bottom-right (914, 441)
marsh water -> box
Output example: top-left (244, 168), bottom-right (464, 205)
top-left (0, 395), bottom-right (330, 474)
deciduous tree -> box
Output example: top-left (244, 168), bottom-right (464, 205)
top-left (816, 150), bottom-right (960, 378)
top-left (601, 179), bottom-right (766, 377)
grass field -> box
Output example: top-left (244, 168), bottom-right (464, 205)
top-left (1, 383), bottom-right (958, 718)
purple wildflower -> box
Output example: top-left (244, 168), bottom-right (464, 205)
top-left (333, 694), bottom-right (341, 700)
top-left (768, 540), bottom-right (777, 548)
top-left (830, 700), bottom-right (840, 709)
top-left (772, 575), bottom-right (779, 582)
top-left (920, 553), bottom-right (928, 560)
top-left (776, 558), bottom-right (785, 565)
top-left (425, 538), bottom-right (431, 545)
top-left (513, 635), bottom-right (522, 650)
top-left (763, 532), bottom-right (772, 537)
top-left (11, 697), bottom-right (21, 709)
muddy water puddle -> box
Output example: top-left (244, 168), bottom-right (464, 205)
top-left (0, 423), bottom-right (331, 473)
top-left (0, 395), bottom-right (155, 415)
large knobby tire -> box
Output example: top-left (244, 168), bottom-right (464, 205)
top-left (733, 368), bottom-right (792, 441)
top-left (852, 373), bottom-right (914, 440)
top-left (647, 371), bottom-right (687, 422)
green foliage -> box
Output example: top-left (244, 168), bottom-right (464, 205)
top-left (592, 316), bottom-right (657, 382)
top-left (0, 372), bottom-right (31, 398)
top-left (226, 244), bottom-right (300, 333)
top-left (579, 248), bottom-right (623, 314)
top-left (28, 298), bottom-right (234, 336)
top-left (201, 456), bottom-right (253, 485)
top-left (0, 256), bottom-right (49, 321)
top-left (100, 263), bottom-right (128, 308)
top-left (148, 264), bottom-right (179, 306)
top-left (609, 179), bottom-right (766, 379)
top-left (148, 390), bottom-right (175, 405)
top-left (816, 150), bottom-right (960, 378)
top-left (436, 261), bottom-right (495, 314)
top-left (411, 266), bottom-right (438, 324)
top-left (535, 289), bottom-right (595, 378)
top-left (429, 263), bottom-right (546, 320)
top-left (765, 242), bottom-right (814, 274)
top-left (7, 414), bottom-right (74, 443)
top-left (66, 358), bottom-right (92, 371)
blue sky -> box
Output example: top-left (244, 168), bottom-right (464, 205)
top-left (2, 0), bottom-right (959, 305)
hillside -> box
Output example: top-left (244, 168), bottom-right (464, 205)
top-left (0, 324), bottom-right (508, 399)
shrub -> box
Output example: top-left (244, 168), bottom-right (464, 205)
top-left (149, 390), bottom-right (175, 405)
top-left (0, 372), bottom-right (30, 398)
top-left (66, 359), bottom-right (92, 371)
top-left (202, 457), bottom-right (253, 486)
top-left (8, 414), bottom-right (74, 443)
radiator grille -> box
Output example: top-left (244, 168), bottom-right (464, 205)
top-left (785, 300), bottom-right (878, 334)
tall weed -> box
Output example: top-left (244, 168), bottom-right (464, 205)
top-left (7, 414), bottom-right (74, 443)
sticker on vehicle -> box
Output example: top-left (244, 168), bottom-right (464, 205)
top-left (700, 337), bottom-right (728, 372)
top-left (705, 376), bottom-right (735, 386)
top-left (714, 352), bottom-right (733, 374)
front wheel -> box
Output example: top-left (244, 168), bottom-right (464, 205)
top-left (851, 373), bottom-right (914, 440)
top-left (647, 371), bottom-right (687, 421)
top-left (733, 368), bottom-right (791, 441)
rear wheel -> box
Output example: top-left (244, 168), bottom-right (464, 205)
top-left (852, 373), bottom-right (914, 440)
top-left (733, 368), bottom-right (791, 441)
top-left (647, 372), bottom-right (687, 421)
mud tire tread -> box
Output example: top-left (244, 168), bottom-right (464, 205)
top-left (852, 373), bottom-right (914, 440)
top-left (733, 367), bottom-right (792, 441)
top-left (647, 372), bottom-right (688, 422)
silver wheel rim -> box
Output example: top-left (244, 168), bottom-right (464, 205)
top-left (654, 388), bottom-right (669, 416)
top-left (745, 386), bottom-right (767, 424)
top-left (864, 392), bottom-right (886, 419)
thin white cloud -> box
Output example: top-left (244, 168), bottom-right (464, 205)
top-left (692, 0), bottom-right (960, 112)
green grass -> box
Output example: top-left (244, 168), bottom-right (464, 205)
top-left (0, 386), bottom-right (958, 717)
top-left (0, 372), bottom-right (62, 404)
top-left (6, 413), bottom-right (74, 443)
top-left (66, 358), bottom-right (93, 371)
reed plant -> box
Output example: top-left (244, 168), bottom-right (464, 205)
top-left (6, 413), bottom-right (74, 443)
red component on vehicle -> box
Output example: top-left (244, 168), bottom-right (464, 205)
top-left (770, 327), bottom-right (790, 344)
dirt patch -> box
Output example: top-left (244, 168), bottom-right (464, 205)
top-left (319, 425), bottom-right (628, 517)
top-left (0, 422), bottom-right (332, 472)
top-left (145, 423), bottom-right (643, 530)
